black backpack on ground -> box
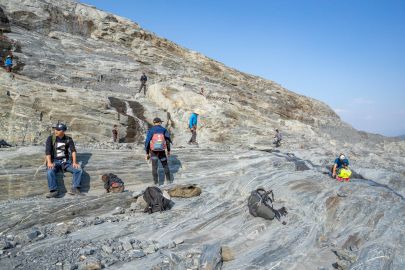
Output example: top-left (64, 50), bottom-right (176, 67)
top-left (248, 188), bottom-right (287, 220)
top-left (143, 186), bottom-right (172, 214)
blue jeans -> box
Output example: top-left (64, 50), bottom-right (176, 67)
top-left (47, 160), bottom-right (82, 191)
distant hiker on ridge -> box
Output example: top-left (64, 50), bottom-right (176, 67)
top-left (112, 125), bottom-right (118, 143)
top-left (145, 117), bottom-right (172, 185)
top-left (274, 129), bottom-right (282, 147)
top-left (139, 72), bottom-right (148, 96)
top-left (4, 55), bottom-right (12, 73)
top-left (188, 110), bottom-right (200, 145)
top-left (45, 123), bottom-right (83, 198)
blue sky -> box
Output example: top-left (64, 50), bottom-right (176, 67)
top-left (81, 0), bottom-right (405, 137)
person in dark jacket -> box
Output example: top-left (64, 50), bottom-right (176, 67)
top-left (45, 123), bottom-right (82, 198)
top-left (138, 72), bottom-right (147, 95)
top-left (145, 117), bottom-right (172, 185)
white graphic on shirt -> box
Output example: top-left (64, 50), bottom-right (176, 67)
top-left (55, 142), bottom-right (66, 159)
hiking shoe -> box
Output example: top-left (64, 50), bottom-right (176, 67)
top-left (68, 187), bottom-right (81, 195)
top-left (46, 190), bottom-right (59, 198)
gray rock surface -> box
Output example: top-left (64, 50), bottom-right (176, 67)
top-left (0, 0), bottom-right (404, 270)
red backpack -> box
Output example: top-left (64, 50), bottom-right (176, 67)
top-left (150, 133), bottom-right (166, 151)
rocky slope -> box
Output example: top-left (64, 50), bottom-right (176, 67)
top-left (0, 0), bottom-right (404, 269)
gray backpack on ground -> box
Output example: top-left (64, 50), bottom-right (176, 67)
top-left (248, 188), bottom-right (287, 220)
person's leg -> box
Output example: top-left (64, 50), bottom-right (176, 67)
top-left (64, 162), bottom-right (83, 189)
top-left (191, 129), bottom-right (197, 143)
top-left (150, 151), bottom-right (159, 185)
top-left (47, 162), bottom-right (62, 191)
top-left (158, 152), bottom-right (171, 184)
top-left (143, 84), bottom-right (147, 95)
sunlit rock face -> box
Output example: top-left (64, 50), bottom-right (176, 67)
top-left (0, 0), bottom-right (404, 269)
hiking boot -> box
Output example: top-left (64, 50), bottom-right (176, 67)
top-left (68, 187), bottom-right (81, 195)
top-left (46, 190), bottom-right (59, 198)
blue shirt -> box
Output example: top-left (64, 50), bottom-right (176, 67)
top-left (189, 113), bottom-right (198, 129)
top-left (144, 125), bottom-right (171, 153)
top-left (334, 158), bottom-right (349, 169)
top-left (5, 58), bottom-right (12, 66)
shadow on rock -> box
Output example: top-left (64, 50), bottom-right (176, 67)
top-left (78, 153), bottom-right (92, 193)
top-left (157, 154), bottom-right (182, 185)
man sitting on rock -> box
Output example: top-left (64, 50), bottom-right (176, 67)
top-left (45, 123), bottom-right (82, 198)
top-left (145, 117), bottom-right (172, 185)
top-left (332, 153), bottom-right (350, 179)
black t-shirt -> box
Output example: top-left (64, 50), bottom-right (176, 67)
top-left (45, 135), bottom-right (76, 161)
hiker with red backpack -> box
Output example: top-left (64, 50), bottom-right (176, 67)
top-left (145, 117), bottom-right (172, 185)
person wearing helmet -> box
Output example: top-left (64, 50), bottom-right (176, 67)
top-left (45, 123), bottom-right (82, 198)
top-left (332, 154), bottom-right (350, 179)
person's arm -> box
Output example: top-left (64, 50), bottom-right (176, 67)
top-left (332, 164), bottom-right (337, 177)
top-left (45, 136), bottom-right (54, 169)
top-left (145, 130), bottom-right (152, 159)
top-left (69, 139), bottom-right (80, 169)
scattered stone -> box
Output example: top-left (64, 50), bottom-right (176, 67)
top-left (143, 244), bottom-right (157, 254)
top-left (111, 207), bottom-right (125, 215)
top-left (80, 247), bottom-right (96, 256)
top-left (27, 229), bottom-right (41, 240)
top-left (79, 258), bottom-right (102, 270)
top-left (221, 246), bottom-right (234, 261)
top-left (102, 245), bottom-right (113, 254)
top-left (121, 240), bottom-right (133, 251)
top-left (199, 243), bottom-right (223, 270)
top-left (93, 218), bottom-right (104, 225)
top-left (0, 240), bottom-right (13, 250)
top-left (129, 250), bottom-right (145, 258)
top-left (55, 224), bottom-right (72, 235)
top-left (174, 238), bottom-right (184, 245)
top-left (167, 184), bottom-right (202, 198)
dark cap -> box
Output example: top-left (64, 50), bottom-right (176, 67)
top-left (153, 117), bottom-right (163, 123)
top-left (55, 123), bottom-right (67, 131)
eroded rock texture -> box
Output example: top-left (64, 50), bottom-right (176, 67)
top-left (0, 0), bottom-right (404, 269)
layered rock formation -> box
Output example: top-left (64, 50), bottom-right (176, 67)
top-left (0, 0), bottom-right (404, 269)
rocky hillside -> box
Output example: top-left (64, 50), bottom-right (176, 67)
top-left (0, 0), bottom-right (404, 270)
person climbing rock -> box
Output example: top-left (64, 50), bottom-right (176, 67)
top-left (4, 55), bottom-right (12, 72)
top-left (138, 72), bottom-right (148, 95)
top-left (188, 110), bottom-right (200, 145)
top-left (332, 154), bottom-right (350, 179)
top-left (145, 117), bottom-right (172, 185)
top-left (45, 123), bottom-right (82, 198)
top-left (112, 125), bottom-right (118, 143)
top-left (274, 129), bottom-right (282, 147)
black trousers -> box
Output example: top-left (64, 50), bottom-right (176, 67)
top-left (139, 82), bottom-right (147, 95)
top-left (150, 151), bottom-right (171, 184)
top-left (189, 129), bottom-right (197, 143)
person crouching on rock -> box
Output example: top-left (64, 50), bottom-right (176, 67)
top-left (4, 55), bottom-right (13, 73)
top-left (101, 173), bottom-right (125, 193)
top-left (145, 117), bottom-right (172, 185)
top-left (45, 123), bottom-right (83, 198)
top-left (332, 153), bottom-right (350, 179)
